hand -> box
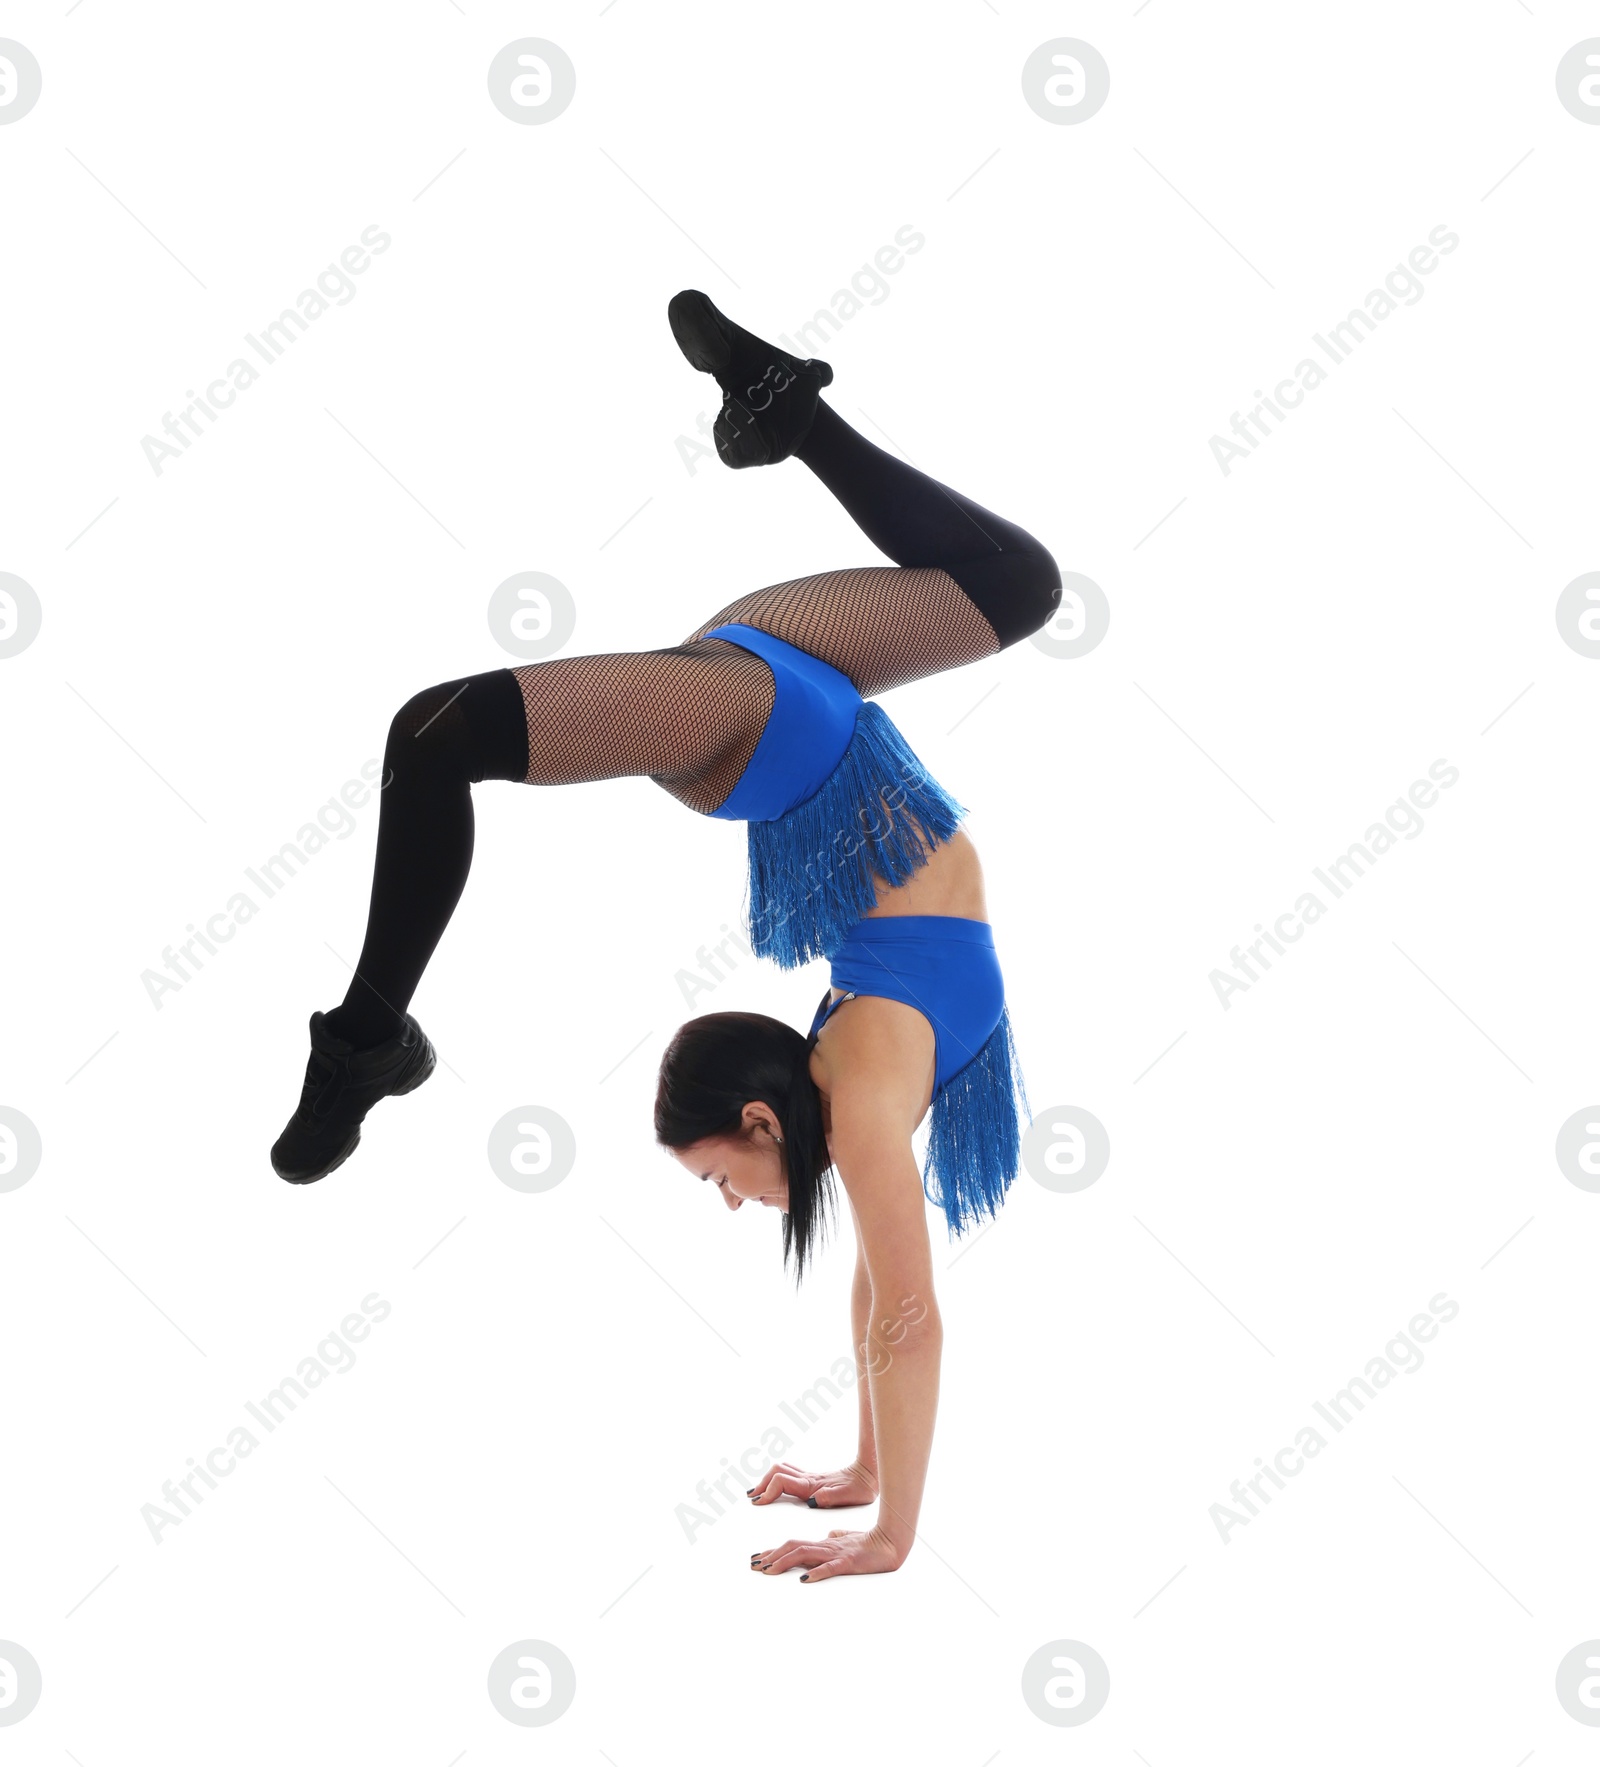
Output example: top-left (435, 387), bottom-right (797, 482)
top-left (751, 1526), bottom-right (904, 1582)
top-left (746, 1460), bottom-right (878, 1510)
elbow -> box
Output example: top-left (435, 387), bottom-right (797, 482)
top-left (883, 1300), bottom-right (942, 1359)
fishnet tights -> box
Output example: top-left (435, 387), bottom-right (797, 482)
top-left (329, 396), bottom-right (1060, 1043)
top-left (512, 564), bottom-right (999, 814)
top-left (689, 564), bottom-right (999, 698)
top-left (513, 639), bottom-right (773, 815)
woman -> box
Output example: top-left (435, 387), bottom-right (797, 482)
top-left (271, 291), bottom-right (1061, 1243)
top-left (655, 809), bottom-right (1016, 1582)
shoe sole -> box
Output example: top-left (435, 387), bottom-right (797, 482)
top-left (394, 1042), bottom-right (437, 1096)
top-left (275, 1130), bottom-right (360, 1185)
top-left (275, 1043), bottom-right (436, 1185)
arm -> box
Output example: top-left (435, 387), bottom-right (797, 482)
top-left (849, 1222), bottom-right (880, 1485)
top-left (752, 998), bottom-right (940, 1580)
top-left (841, 1127), bottom-right (941, 1569)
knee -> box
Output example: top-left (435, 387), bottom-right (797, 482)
top-left (386, 671), bottom-right (527, 786)
top-left (386, 680), bottom-right (473, 777)
top-left (1007, 546), bottom-right (1063, 644)
top-left (960, 547), bottom-right (1061, 648)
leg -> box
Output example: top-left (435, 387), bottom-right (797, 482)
top-left (325, 669), bottom-right (528, 1048)
top-left (329, 643), bottom-right (772, 1047)
top-left (274, 641), bottom-right (771, 1181)
top-left (688, 402), bottom-right (1061, 698)
top-left (669, 292), bottom-right (1061, 693)
top-left (796, 401), bottom-right (1062, 649)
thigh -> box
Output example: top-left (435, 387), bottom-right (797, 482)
top-left (512, 641), bottom-right (774, 814)
top-left (686, 565), bottom-right (1000, 699)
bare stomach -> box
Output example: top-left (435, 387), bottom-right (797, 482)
top-left (862, 825), bottom-right (987, 922)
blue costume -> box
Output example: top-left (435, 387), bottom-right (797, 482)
top-left (705, 622), bottom-right (1027, 1238)
top-left (807, 917), bottom-right (1026, 1239)
top-left (704, 622), bottom-right (965, 968)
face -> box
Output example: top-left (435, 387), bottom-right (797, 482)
top-left (672, 1105), bottom-right (789, 1212)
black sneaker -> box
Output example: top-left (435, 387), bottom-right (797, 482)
top-left (667, 289), bottom-right (833, 469)
top-left (271, 1011), bottom-right (436, 1184)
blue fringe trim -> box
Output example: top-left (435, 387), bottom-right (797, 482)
top-left (922, 1008), bottom-right (1030, 1239)
top-left (744, 702), bottom-right (965, 969)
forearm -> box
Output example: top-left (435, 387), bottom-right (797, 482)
top-left (829, 1109), bottom-right (943, 1574)
top-left (850, 1249), bottom-right (878, 1477)
top-left (863, 1309), bottom-right (942, 1561)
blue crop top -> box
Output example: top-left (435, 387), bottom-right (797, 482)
top-left (807, 915), bottom-right (1005, 1091)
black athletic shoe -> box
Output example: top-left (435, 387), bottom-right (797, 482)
top-left (271, 1011), bottom-right (436, 1183)
top-left (667, 289), bottom-right (833, 469)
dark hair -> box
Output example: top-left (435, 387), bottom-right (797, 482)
top-left (654, 1012), bottom-right (834, 1280)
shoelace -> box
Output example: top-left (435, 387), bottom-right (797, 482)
top-left (303, 1048), bottom-right (349, 1122)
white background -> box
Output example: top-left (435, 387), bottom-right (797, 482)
top-left (2, 2), bottom-right (1598, 1760)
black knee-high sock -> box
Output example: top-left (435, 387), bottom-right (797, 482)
top-left (794, 401), bottom-right (1060, 646)
top-left (326, 669), bottom-right (528, 1048)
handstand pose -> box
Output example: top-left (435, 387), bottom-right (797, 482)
top-left (272, 292), bottom-right (1061, 1579)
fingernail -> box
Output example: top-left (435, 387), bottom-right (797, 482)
top-left (800, 1573), bottom-right (810, 1581)
top-left (807, 1496), bottom-right (818, 1508)
top-left (745, 1487), bottom-right (754, 1495)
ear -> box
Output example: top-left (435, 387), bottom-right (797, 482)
top-left (740, 1101), bottom-right (781, 1141)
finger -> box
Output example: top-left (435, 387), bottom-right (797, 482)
top-left (800, 1558), bottom-right (846, 1583)
top-left (753, 1475), bottom-right (819, 1506)
top-left (751, 1537), bottom-right (806, 1570)
top-left (744, 1463), bottom-right (804, 1497)
top-left (762, 1552), bottom-right (824, 1575)
top-left (826, 1529), bottom-right (851, 1538)
top-left (758, 1542), bottom-right (833, 1574)
top-left (756, 1544), bottom-right (807, 1573)
top-left (808, 1488), bottom-right (864, 1509)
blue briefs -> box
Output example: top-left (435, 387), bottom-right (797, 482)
top-left (702, 622), bottom-right (861, 822)
top-left (699, 623), bottom-right (965, 969)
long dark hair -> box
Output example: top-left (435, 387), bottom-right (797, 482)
top-left (654, 1012), bottom-right (834, 1280)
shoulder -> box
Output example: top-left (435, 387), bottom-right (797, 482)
top-left (811, 995), bottom-right (935, 1147)
top-left (813, 1003), bottom-right (938, 1283)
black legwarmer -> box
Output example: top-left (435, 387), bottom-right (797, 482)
top-left (325, 669), bottom-right (527, 1047)
top-left (794, 401), bottom-right (1060, 647)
